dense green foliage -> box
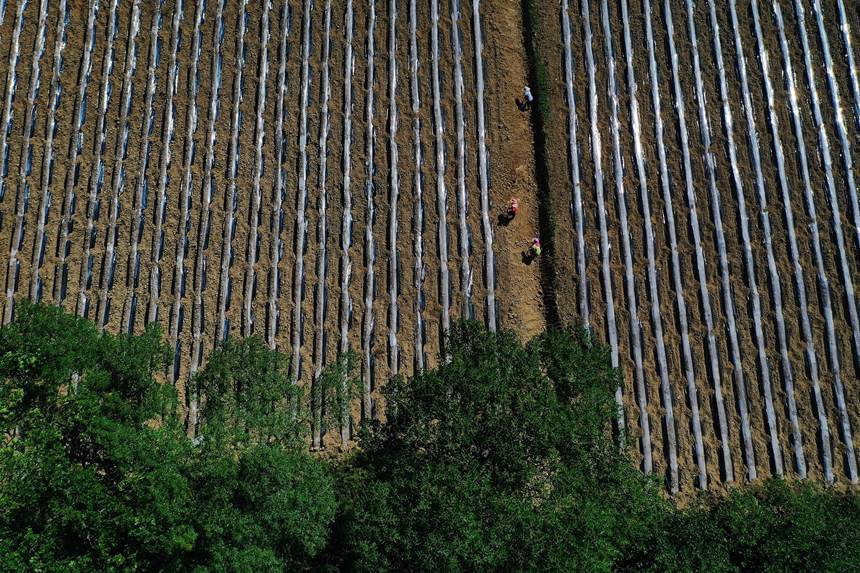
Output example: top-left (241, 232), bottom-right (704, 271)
top-left (327, 323), bottom-right (663, 571)
top-left (628, 479), bottom-right (860, 572)
top-left (1, 304), bottom-right (858, 571)
top-left (0, 303), bottom-right (334, 572)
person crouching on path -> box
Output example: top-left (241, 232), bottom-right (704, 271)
top-left (507, 197), bottom-right (519, 220)
top-left (522, 237), bottom-right (541, 264)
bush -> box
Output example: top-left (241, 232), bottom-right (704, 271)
top-left (629, 480), bottom-right (860, 573)
top-left (0, 302), bottom-right (189, 571)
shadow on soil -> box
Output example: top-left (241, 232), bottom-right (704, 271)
top-left (520, 0), bottom-right (561, 329)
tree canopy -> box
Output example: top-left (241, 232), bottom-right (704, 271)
top-left (0, 304), bottom-right (858, 572)
top-left (0, 303), bottom-right (334, 572)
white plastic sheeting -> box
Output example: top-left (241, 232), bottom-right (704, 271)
top-left (361, 0), bottom-right (377, 419)
top-left (601, 0), bottom-right (651, 476)
top-left (30, 0), bottom-right (68, 305)
top-left (728, 0), bottom-right (805, 478)
top-left (148, 0), bottom-right (184, 325)
top-left (387, 0), bottom-right (400, 375)
top-left (215, 0), bottom-right (249, 341)
top-left (191, 0), bottom-right (227, 374)
top-left (623, 0), bottom-right (679, 491)
top-left (0, 0), bottom-right (27, 204)
top-left (96, 0), bottom-right (142, 330)
top-left (430, 0), bottom-right (450, 339)
top-left (313, 0), bottom-right (333, 449)
top-left (561, 0), bottom-right (588, 327)
top-left (451, 0), bottom-right (472, 320)
top-left (338, 0), bottom-right (355, 444)
top-left (751, 0), bottom-right (833, 482)
top-left (684, 0), bottom-right (755, 481)
top-left (54, 0), bottom-right (99, 305)
top-left (5, 0), bottom-right (49, 324)
top-left (245, 0), bottom-right (272, 340)
top-left (708, 0), bottom-right (782, 477)
top-left (409, 0), bottom-right (425, 374)
top-left (664, 0), bottom-right (733, 481)
top-left (784, 0), bottom-right (857, 483)
top-left (168, 0), bottom-right (204, 378)
top-left (77, 0), bottom-right (119, 319)
top-left (581, 0), bottom-right (623, 434)
top-left (122, 2), bottom-right (165, 333)
top-left (472, 0), bottom-right (495, 332)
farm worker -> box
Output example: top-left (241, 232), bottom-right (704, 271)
top-left (523, 85), bottom-right (533, 110)
top-left (508, 197), bottom-right (519, 218)
top-left (529, 237), bottom-right (541, 257)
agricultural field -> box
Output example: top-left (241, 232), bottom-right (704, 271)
top-left (4, 0), bottom-right (860, 496)
top-left (0, 0), bottom-right (544, 447)
top-left (533, 0), bottom-right (860, 492)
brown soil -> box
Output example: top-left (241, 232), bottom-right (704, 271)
top-left (0, 0), bottom-right (545, 447)
top-left (531, 0), bottom-right (860, 492)
top-left (3, 0), bottom-right (857, 493)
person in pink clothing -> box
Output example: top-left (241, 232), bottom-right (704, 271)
top-left (507, 197), bottom-right (519, 219)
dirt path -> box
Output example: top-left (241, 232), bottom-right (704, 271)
top-left (480, 0), bottom-right (545, 339)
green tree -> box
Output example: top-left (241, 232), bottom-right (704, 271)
top-left (0, 302), bottom-right (193, 571)
top-left (0, 305), bottom-right (336, 572)
top-left (4, 306), bottom-right (859, 572)
top-left (193, 336), bottom-right (301, 446)
top-left (186, 336), bottom-right (336, 571)
top-left (329, 322), bottom-right (665, 572)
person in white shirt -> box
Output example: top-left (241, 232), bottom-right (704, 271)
top-left (523, 85), bottom-right (533, 110)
